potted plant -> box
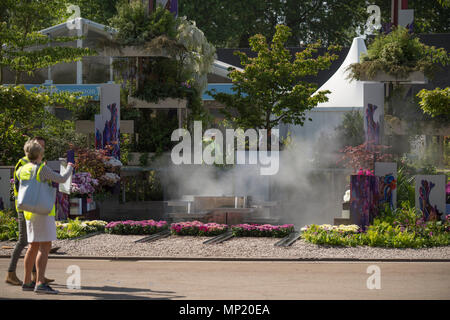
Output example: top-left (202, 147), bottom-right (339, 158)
top-left (347, 26), bottom-right (449, 82)
top-left (69, 172), bottom-right (98, 216)
top-left (73, 146), bottom-right (123, 216)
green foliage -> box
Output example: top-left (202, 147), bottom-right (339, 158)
top-left (0, 85), bottom-right (89, 165)
top-left (231, 224), bottom-right (294, 238)
top-left (302, 203), bottom-right (450, 248)
top-left (119, 133), bottom-right (131, 165)
top-left (110, 2), bottom-right (215, 146)
top-left (179, 0), bottom-right (369, 47)
top-left (0, 22), bottom-right (95, 84)
top-left (208, 24), bottom-right (339, 131)
top-left (66, 102), bottom-right (99, 121)
top-left (2, 0), bottom-right (69, 32)
top-left (133, 57), bottom-right (189, 102)
top-left (0, 210), bottom-right (19, 241)
top-left (56, 219), bottom-right (107, 239)
top-left (56, 219), bottom-right (86, 239)
top-left (417, 87), bottom-right (450, 118)
top-left (66, 0), bottom-right (122, 26)
top-left (396, 165), bottom-right (416, 208)
top-left (335, 110), bottom-right (364, 147)
top-left (121, 170), bottom-right (164, 202)
top-left (34, 117), bottom-right (87, 161)
top-left (110, 3), bottom-right (177, 46)
top-left (348, 26), bottom-right (449, 80)
top-left (132, 109), bottom-right (178, 155)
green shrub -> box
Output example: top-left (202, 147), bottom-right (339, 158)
top-left (231, 224), bottom-right (295, 238)
top-left (56, 219), bottom-right (107, 239)
top-left (348, 26), bottom-right (449, 80)
top-left (302, 204), bottom-right (450, 248)
top-left (0, 210), bottom-right (19, 241)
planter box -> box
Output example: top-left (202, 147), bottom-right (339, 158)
top-left (359, 71), bottom-right (426, 83)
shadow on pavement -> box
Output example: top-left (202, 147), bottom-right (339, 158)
top-left (50, 284), bottom-right (184, 300)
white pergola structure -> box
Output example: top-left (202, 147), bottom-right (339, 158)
top-left (39, 17), bottom-right (116, 85)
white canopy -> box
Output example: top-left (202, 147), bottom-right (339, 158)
top-left (314, 37), bottom-right (368, 109)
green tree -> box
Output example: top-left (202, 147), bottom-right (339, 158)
top-left (0, 1), bottom-right (96, 84)
top-left (370, 0), bottom-right (450, 34)
top-left (0, 85), bottom-right (89, 164)
top-left (0, 1), bottom-right (95, 164)
top-left (208, 25), bottom-right (339, 132)
top-left (2, 0), bottom-right (69, 32)
top-left (110, 1), bottom-right (214, 128)
top-left (180, 0), bottom-right (450, 48)
top-left (417, 87), bottom-right (450, 118)
top-left (63, 0), bottom-right (123, 26)
top-left (348, 26), bottom-right (449, 80)
top-left (180, 0), bottom-right (368, 47)
top-left (335, 110), bottom-right (365, 147)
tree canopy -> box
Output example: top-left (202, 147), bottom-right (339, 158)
top-left (208, 25), bottom-right (339, 131)
top-left (179, 0), bottom-right (450, 48)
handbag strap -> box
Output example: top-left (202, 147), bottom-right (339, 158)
top-left (36, 163), bottom-right (46, 183)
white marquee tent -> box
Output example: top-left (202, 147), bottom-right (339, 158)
top-left (286, 37), bottom-right (371, 154)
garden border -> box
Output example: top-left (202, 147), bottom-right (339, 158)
top-left (1, 255), bottom-right (449, 262)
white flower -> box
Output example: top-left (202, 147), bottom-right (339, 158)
top-left (105, 158), bottom-right (122, 167)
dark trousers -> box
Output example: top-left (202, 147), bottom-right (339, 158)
top-left (8, 211), bottom-right (36, 273)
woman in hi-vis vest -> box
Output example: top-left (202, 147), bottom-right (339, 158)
top-left (19, 140), bottom-right (73, 294)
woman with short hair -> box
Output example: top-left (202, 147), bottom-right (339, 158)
top-left (6, 137), bottom-right (48, 286)
top-left (19, 139), bottom-right (73, 294)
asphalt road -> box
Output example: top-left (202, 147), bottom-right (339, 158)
top-left (0, 259), bottom-right (449, 300)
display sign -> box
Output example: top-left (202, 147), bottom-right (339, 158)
top-left (363, 83), bottom-right (384, 147)
top-left (415, 175), bottom-right (446, 221)
top-left (375, 162), bottom-right (397, 210)
top-left (95, 84), bottom-right (121, 159)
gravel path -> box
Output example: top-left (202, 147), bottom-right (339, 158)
top-left (1, 234), bottom-right (450, 260)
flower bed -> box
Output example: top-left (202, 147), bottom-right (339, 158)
top-left (56, 219), bottom-right (107, 239)
top-left (302, 206), bottom-right (450, 248)
top-left (105, 220), bottom-right (168, 235)
top-left (231, 224), bottom-right (295, 238)
top-left (170, 221), bottom-right (228, 236)
top-left (301, 224), bottom-right (360, 234)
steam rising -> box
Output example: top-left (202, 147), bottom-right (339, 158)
top-left (157, 133), bottom-right (350, 229)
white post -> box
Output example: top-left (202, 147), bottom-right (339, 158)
top-left (109, 57), bottom-right (114, 82)
top-left (76, 19), bottom-right (83, 84)
top-left (47, 34), bottom-right (52, 81)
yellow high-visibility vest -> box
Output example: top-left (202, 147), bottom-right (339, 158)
top-left (17, 162), bottom-right (55, 220)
